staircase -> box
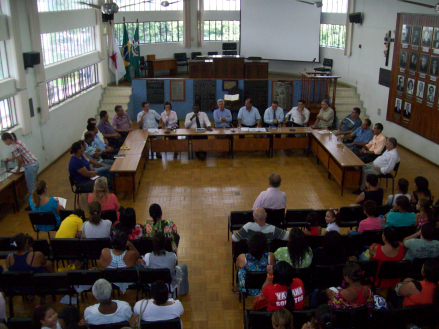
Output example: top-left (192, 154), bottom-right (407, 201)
top-left (331, 85), bottom-right (366, 121)
top-left (97, 86), bottom-right (132, 119)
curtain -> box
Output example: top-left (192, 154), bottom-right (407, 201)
top-left (344, 0), bottom-right (355, 57)
top-left (183, 0), bottom-right (191, 48)
top-left (197, 0), bottom-right (204, 47)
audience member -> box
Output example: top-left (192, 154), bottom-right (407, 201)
top-left (312, 99), bottom-right (334, 129)
top-left (84, 279), bottom-right (133, 325)
top-left (356, 137), bottom-right (400, 193)
top-left (301, 304), bottom-right (334, 329)
top-left (253, 173), bottom-right (287, 210)
top-left (410, 176), bottom-right (434, 204)
top-left (235, 232), bottom-right (275, 296)
top-left (29, 180), bottom-right (63, 232)
top-left (6, 234), bottom-right (54, 273)
top-left (83, 132), bottom-right (114, 166)
top-left (386, 178), bottom-right (411, 206)
top-left (238, 98), bottom-right (261, 128)
top-left (112, 207), bottom-right (143, 240)
top-left (261, 261), bottom-right (304, 311)
top-left (232, 208), bottom-right (289, 242)
top-left (79, 140), bottom-right (113, 189)
top-left (97, 110), bottom-right (124, 147)
top-left (112, 105), bottom-right (134, 138)
top-left (357, 123), bottom-right (386, 162)
top-left (285, 99), bottom-right (310, 127)
top-left (335, 107), bottom-right (362, 137)
top-left (415, 199), bottom-right (435, 230)
top-left (133, 280), bottom-right (184, 322)
top-left (82, 202), bottom-right (112, 239)
top-left (161, 101), bottom-right (179, 129)
top-left (33, 305), bottom-right (61, 329)
top-left (82, 118), bottom-right (105, 142)
top-left (144, 204), bottom-right (179, 252)
top-left (88, 177), bottom-right (120, 219)
top-left (324, 209), bottom-right (340, 234)
top-left (58, 305), bottom-right (87, 329)
top-left (86, 123), bottom-right (117, 159)
top-left (403, 223), bottom-right (439, 261)
top-left (328, 263), bottom-right (374, 312)
top-left (384, 196), bottom-right (415, 228)
top-left (55, 209), bottom-right (85, 239)
top-left (275, 228), bottom-right (313, 268)
top-left (354, 174), bottom-right (384, 206)
top-left (100, 233), bottom-right (141, 293)
top-left (272, 308), bottom-right (294, 329)
top-left (312, 231), bottom-right (347, 266)
top-left (68, 141), bottom-right (99, 192)
top-left (357, 200), bottom-right (383, 233)
top-left (304, 212), bottom-right (322, 236)
top-left (343, 119), bottom-right (373, 151)
top-left (264, 101), bottom-right (284, 128)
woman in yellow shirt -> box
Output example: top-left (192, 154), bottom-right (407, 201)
top-left (55, 209), bottom-right (85, 238)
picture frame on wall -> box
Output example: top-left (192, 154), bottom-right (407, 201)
top-left (412, 26), bottom-right (421, 46)
top-left (222, 80), bottom-right (238, 91)
top-left (422, 26), bottom-right (433, 47)
top-left (402, 24), bottom-right (411, 44)
top-left (409, 52), bottom-right (418, 71)
top-left (406, 78), bottom-right (415, 96)
top-left (397, 75), bottom-right (405, 92)
top-left (427, 84), bottom-right (436, 102)
top-left (170, 80), bottom-right (186, 101)
top-left (400, 50), bottom-right (408, 68)
top-left (403, 101), bottom-right (412, 119)
top-left (430, 56), bottom-right (439, 76)
top-left (395, 98), bottom-right (402, 113)
top-left (416, 80), bottom-right (425, 98)
top-left (419, 54), bottom-right (429, 74)
top-left (433, 28), bottom-right (439, 49)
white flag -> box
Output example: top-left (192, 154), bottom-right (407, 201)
top-left (108, 22), bottom-right (126, 84)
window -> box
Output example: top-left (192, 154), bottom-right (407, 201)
top-left (322, 0), bottom-right (348, 13)
top-left (204, 21), bottom-right (240, 41)
top-left (115, 0), bottom-right (183, 11)
top-left (320, 24), bottom-right (346, 49)
top-left (0, 97), bottom-right (18, 132)
top-left (40, 27), bottom-right (96, 66)
top-left (46, 64), bottom-right (98, 108)
top-left (204, 0), bottom-right (240, 11)
top-left (37, 0), bottom-right (94, 12)
top-left (0, 41), bottom-right (8, 80)
top-left (114, 21), bottom-right (183, 46)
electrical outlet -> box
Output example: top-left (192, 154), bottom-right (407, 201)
top-left (377, 108), bottom-right (381, 116)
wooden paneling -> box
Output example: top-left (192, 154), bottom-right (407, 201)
top-left (273, 136), bottom-right (309, 150)
top-left (146, 58), bottom-right (177, 78)
top-left (192, 139), bottom-right (229, 152)
top-left (233, 138), bottom-right (270, 151)
top-left (151, 139), bottom-right (190, 152)
top-left (317, 144), bottom-right (330, 168)
top-left (245, 61), bottom-right (269, 79)
top-left (189, 61), bottom-right (213, 78)
top-left (213, 57), bottom-right (245, 79)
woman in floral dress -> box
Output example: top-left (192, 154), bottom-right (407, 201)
top-left (144, 204), bottom-right (178, 252)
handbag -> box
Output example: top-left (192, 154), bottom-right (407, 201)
top-left (134, 299), bottom-right (149, 328)
top-left (251, 294), bottom-right (269, 310)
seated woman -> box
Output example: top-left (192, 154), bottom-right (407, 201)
top-left (84, 278), bottom-right (133, 325)
top-left (235, 232), bottom-right (275, 296)
top-left (261, 261), bottom-right (304, 312)
top-left (29, 180), bottom-right (63, 232)
top-left (32, 304), bottom-right (61, 329)
top-left (82, 202), bottom-right (112, 239)
top-left (88, 177), bottom-right (120, 219)
top-left (144, 204), bottom-right (178, 252)
top-left (410, 176), bottom-right (434, 205)
top-left (386, 178), bottom-right (411, 206)
top-left (100, 233), bottom-right (141, 294)
top-left (55, 209), bottom-right (85, 239)
top-left (274, 228), bottom-right (313, 268)
top-left (112, 207), bottom-right (143, 240)
top-left (68, 141), bottom-right (99, 192)
top-left (328, 263), bottom-right (374, 313)
top-left (271, 308), bottom-right (293, 329)
top-left (384, 195), bottom-right (416, 228)
top-left (133, 280), bottom-right (184, 323)
top-left (353, 174), bottom-right (384, 206)
top-left (6, 233), bottom-right (54, 273)
top-left (311, 231), bottom-right (348, 267)
top-left (58, 305), bottom-right (87, 329)
top-left (79, 140), bottom-right (113, 189)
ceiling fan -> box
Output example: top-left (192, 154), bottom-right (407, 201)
top-left (78, 0), bottom-right (119, 14)
top-left (295, 0), bottom-right (323, 8)
top-left (118, 0), bottom-right (181, 9)
top-left (397, 0), bottom-right (439, 12)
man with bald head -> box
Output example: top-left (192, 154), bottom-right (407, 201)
top-left (253, 173), bottom-right (286, 210)
top-left (232, 207), bottom-right (289, 242)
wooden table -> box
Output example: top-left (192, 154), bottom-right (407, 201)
top-left (188, 60), bottom-right (213, 78)
top-left (310, 130), bottom-right (365, 195)
top-left (0, 172), bottom-right (27, 212)
top-left (125, 130), bottom-right (149, 141)
top-left (146, 58), bottom-right (177, 78)
top-left (245, 61), bottom-right (269, 79)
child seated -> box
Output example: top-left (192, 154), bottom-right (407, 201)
top-left (304, 211), bottom-right (322, 236)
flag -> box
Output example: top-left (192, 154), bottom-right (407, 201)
top-left (131, 20), bottom-right (141, 78)
top-left (122, 20), bottom-right (131, 82)
top-left (108, 22), bottom-right (126, 84)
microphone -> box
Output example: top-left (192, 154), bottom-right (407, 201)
top-left (230, 123), bottom-right (235, 133)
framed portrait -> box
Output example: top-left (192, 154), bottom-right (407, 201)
top-left (416, 80), bottom-right (425, 99)
top-left (406, 78), bottom-right (415, 96)
top-left (402, 24), bottom-right (411, 44)
top-left (422, 26), bottom-right (433, 47)
top-left (419, 54), bottom-right (429, 74)
top-left (395, 98), bottom-right (402, 113)
top-left (170, 80), bottom-right (185, 101)
top-left (409, 52), bottom-right (418, 71)
top-left (403, 101), bottom-right (412, 119)
top-left (396, 75), bottom-right (405, 92)
top-left (222, 80), bottom-right (238, 91)
top-left (412, 26), bottom-right (421, 46)
top-left (400, 50), bottom-right (408, 68)
top-left (426, 84), bottom-right (436, 102)
top-left (430, 56), bottom-right (439, 76)
top-left (433, 28), bottom-right (439, 49)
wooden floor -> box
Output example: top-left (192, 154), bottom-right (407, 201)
top-left (1, 145), bottom-right (438, 328)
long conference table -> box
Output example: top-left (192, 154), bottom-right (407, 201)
top-left (110, 128), bottom-right (365, 200)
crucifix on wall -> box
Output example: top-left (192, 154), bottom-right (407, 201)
top-left (384, 30), bottom-right (395, 66)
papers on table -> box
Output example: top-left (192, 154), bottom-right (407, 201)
top-left (240, 127), bottom-right (249, 132)
top-left (249, 128), bottom-right (267, 132)
top-left (148, 128), bottom-right (159, 133)
top-left (224, 94), bottom-right (239, 101)
top-left (55, 197), bottom-right (67, 208)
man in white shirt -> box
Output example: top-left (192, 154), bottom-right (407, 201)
top-left (253, 173), bottom-right (286, 210)
top-left (137, 101), bottom-right (162, 158)
top-left (355, 137), bottom-right (400, 193)
top-left (285, 99), bottom-right (310, 127)
top-left (185, 104), bottom-right (212, 159)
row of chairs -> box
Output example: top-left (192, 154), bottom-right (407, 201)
top-left (245, 304), bottom-right (438, 329)
top-left (0, 268), bottom-right (172, 317)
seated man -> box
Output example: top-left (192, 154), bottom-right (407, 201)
top-left (335, 107), bottom-right (362, 137)
top-left (357, 123), bottom-right (386, 162)
top-left (403, 223), bottom-right (439, 261)
top-left (83, 132), bottom-right (114, 166)
top-left (213, 99), bottom-right (232, 128)
top-left (355, 137), bottom-right (400, 194)
top-left (82, 118), bottom-right (105, 143)
top-left (263, 101), bottom-right (284, 129)
top-left (185, 104), bottom-right (212, 160)
top-left (253, 173), bottom-right (286, 210)
top-left (137, 101), bottom-right (162, 158)
top-left (97, 111), bottom-right (125, 148)
top-left (112, 105), bottom-right (134, 138)
top-left (285, 99), bottom-right (310, 127)
top-left (341, 119), bottom-right (373, 152)
top-left (238, 98), bottom-right (261, 128)
top-left (311, 99), bottom-right (334, 129)
top-left (232, 207), bottom-right (289, 242)
top-left (86, 123), bottom-right (118, 159)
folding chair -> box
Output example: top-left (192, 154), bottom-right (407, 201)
top-left (314, 58), bottom-right (333, 75)
top-left (334, 306), bottom-right (369, 328)
top-left (361, 230), bottom-right (383, 247)
top-left (101, 210), bottom-right (118, 224)
top-left (80, 238), bottom-right (111, 267)
top-left (313, 264), bottom-right (345, 289)
top-left (377, 162), bottom-right (400, 195)
top-left (285, 209), bottom-right (313, 229)
top-left (339, 206), bottom-right (365, 228)
top-left (102, 268), bottom-right (139, 300)
top-left (50, 238), bottom-right (81, 268)
top-left (33, 272), bottom-right (73, 305)
top-left (138, 268), bottom-right (173, 298)
top-left (60, 209), bottom-right (74, 223)
top-left (292, 309), bottom-right (315, 329)
top-left (246, 311), bottom-right (273, 329)
top-left (140, 318), bottom-right (181, 329)
top-left (232, 240), bottom-right (249, 286)
top-left (32, 239), bottom-right (52, 260)
top-left (68, 270), bottom-right (103, 312)
top-left (28, 212), bottom-right (58, 239)
top-left (240, 272), bottom-right (267, 316)
top-left (228, 210), bottom-right (253, 241)
top-left (264, 208), bottom-right (285, 228)
top-left (1, 271), bottom-right (35, 318)
top-left (341, 234), bottom-right (364, 258)
top-left (2, 318), bottom-right (33, 329)
top-left (69, 175), bottom-right (91, 209)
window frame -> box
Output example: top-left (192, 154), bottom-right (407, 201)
top-left (319, 23), bottom-right (346, 50)
top-left (203, 20), bottom-right (240, 42)
top-left (322, 0), bottom-right (348, 13)
top-left (0, 96), bottom-right (18, 133)
top-left (114, 21), bottom-right (183, 46)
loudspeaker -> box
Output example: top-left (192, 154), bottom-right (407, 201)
top-left (23, 52), bottom-right (40, 68)
top-left (102, 13), bottom-right (114, 22)
top-left (349, 12), bottom-right (362, 24)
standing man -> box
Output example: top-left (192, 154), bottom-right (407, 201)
top-left (112, 105), bottom-right (134, 138)
top-left (253, 173), bottom-right (287, 210)
top-left (237, 98), bottom-right (261, 128)
top-left (185, 104), bottom-right (212, 160)
top-left (341, 119), bottom-right (374, 153)
top-left (358, 123), bottom-right (386, 163)
top-left (137, 101), bottom-right (162, 158)
top-left (97, 111), bottom-right (124, 148)
top-left (263, 101), bottom-right (284, 129)
top-left (335, 107), bottom-right (362, 137)
top-left (285, 99), bottom-right (310, 127)
top-left (213, 99), bottom-right (232, 128)
top-left (312, 99), bottom-right (334, 129)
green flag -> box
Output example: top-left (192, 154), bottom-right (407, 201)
top-left (131, 20), bottom-right (141, 78)
top-left (122, 21), bottom-right (131, 82)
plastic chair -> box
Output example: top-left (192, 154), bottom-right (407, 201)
top-left (285, 209), bottom-right (313, 228)
top-left (80, 238), bottom-right (111, 267)
top-left (376, 205), bottom-right (392, 217)
top-left (33, 272), bottom-right (73, 305)
top-left (334, 306), bottom-right (369, 328)
top-left (28, 212), bottom-right (58, 239)
top-left (50, 238), bottom-right (81, 268)
top-left (392, 225), bottom-right (416, 242)
top-left (174, 53), bottom-right (188, 73)
top-left (314, 58), bottom-right (333, 75)
top-left (191, 51), bottom-right (202, 59)
top-left (377, 162), bottom-right (400, 195)
top-left (241, 272), bottom-right (267, 315)
top-left (339, 206), bottom-right (366, 228)
top-left (376, 260), bottom-right (411, 287)
top-left (138, 268), bottom-right (173, 298)
top-left (140, 318), bottom-right (181, 329)
top-left (292, 267), bottom-right (313, 295)
top-left (228, 210), bottom-right (253, 241)
top-left (1, 271), bottom-right (35, 317)
top-left (313, 209), bottom-right (329, 227)
top-left (102, 268), bottom-right (139, 300)
top-left (264, 208), bottom-right (285, 228)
